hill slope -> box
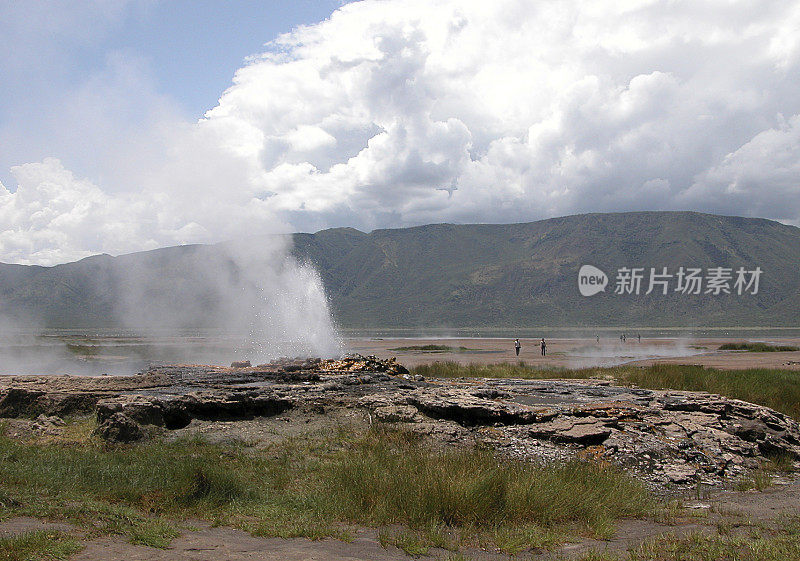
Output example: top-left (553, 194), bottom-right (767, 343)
top-left (1, 212), bottom-right (798, 328)
top-left (293, 212), bottom-right (800, 328)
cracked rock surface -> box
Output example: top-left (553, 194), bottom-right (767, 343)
top-left (1, 356), bottom-right (798, 488)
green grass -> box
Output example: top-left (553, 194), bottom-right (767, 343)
top-left (381, 528), bottom-right (432, 556)
top-left (324, 426), bottom-right (648, 553)
top-left (0, 531), bottom-right (82, 561)
top-left (412, 360), bottom-right (567, 379)
top-left (321, 425), bottom-right (649, 529)
top-left (64, 343), bottom-right (101, 357)
top-left (629, 523), bottom-right (800, 560)
top-left (718, 342), bottom-right (799, 352)
top-left (411, 362), bottom-right (800, 420)
top-left (0, 431), bottom-right (259, 547)
top-left (0, 437), bottom-right (256, 515)
top-left (0, 421), bottom-right (650, 554)
top-left (128, 519), bottom-right (181, 548)
top-left (389, 344), bottom-right (477, 352)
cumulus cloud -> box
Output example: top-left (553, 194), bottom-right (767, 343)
top-left (680, 115), bottom-right (800, 219)
top-left (203, 0), bottom-right (800, 230)
top-left (2, 0), bottom-right (800, 265)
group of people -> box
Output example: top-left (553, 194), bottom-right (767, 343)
top-left (513, 338), bottom-right (546, 356)
top-left (514, 333), bottom-right (643, 357)
top-left (618, 333), bottom-right (642, 343)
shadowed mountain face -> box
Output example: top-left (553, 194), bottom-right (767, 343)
top-left (0, 244), bottom-right (239, 328)
top-left (292, 212), bottom-right (800, 328)
top-left (2, 212), bottom-right (799, 328)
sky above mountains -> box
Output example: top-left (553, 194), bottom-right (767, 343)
top-left (1, 0), bottom-right (799, 265)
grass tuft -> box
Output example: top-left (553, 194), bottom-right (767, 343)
top-left (128, 519), bottom-right (180, 548)
top-left (718, 342), bottom-right (799, 352)
top-left (0, 531), bottom-right (82, 561)
top-left (320, 426), bottom-right (650, 529)
top-left (180, 466), bottom-right (252, 507)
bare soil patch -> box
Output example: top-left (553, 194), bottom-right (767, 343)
top-left (3, 481), bottom-right (800, 560)
top-left (348, 337), bottom-right (800, 370)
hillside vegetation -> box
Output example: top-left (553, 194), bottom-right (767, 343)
top-left (1, 211), bottom-right (799, 328)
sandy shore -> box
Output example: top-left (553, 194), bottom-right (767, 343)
top-left (345, 336), bottom-right (800, 370)
top-left (1, 334), bottom-right (798, 376)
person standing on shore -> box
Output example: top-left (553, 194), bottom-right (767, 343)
top-left (540, 338), bottom-right (546, 356)
top-left (514, 338), bottom-right (521, 356)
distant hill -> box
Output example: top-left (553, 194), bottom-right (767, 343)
top-left (2, 212), bottom-right (799, 328)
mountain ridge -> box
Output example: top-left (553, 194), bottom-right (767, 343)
top-left (1, 211), bottom-right (798, 328)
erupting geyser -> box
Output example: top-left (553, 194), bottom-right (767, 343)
top-left (114, 236), bottom-right (344, 364)
top-left (198, 239), bottom-right (344, 363)
top-left (242, 255), bottom-right (343, 363)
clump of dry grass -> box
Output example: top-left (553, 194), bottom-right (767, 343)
top-left (718, 342), bottom-right (799, 352)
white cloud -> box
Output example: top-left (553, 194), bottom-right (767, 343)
top-left (201, 0), bottom-right (800, 229)
top-left (2, 0), bottom-right (800, 264)
top-left (0, 158), bottom-right (152, 264)
top-left (679, 115), bottom-right (800, 222)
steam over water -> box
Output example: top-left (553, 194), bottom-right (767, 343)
top-left (0, 236), bottom-right (344, 375)
top-left (115, 237), bottom-right (345, 365)
top-left (567, 339), bottom-right (702, 368)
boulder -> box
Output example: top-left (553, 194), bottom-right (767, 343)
top-left (34, 414), bottom-right (65, 427)
top-left (553, 422), bottom-right (612, 445)
top-left (94, 412), bottom-right (146, 443)
top-left (96, 397), bottom-right (166, 426)
top-left (374, 405), bottom-right (421, 423)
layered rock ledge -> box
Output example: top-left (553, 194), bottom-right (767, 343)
top-left (1, 356), bottom-right (798, 487)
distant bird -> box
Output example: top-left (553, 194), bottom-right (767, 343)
top-left (437, 178), bottom-right (459, 197)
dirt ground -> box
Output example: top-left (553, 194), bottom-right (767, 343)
top-left (2, 480), bottom-right (799, 560)
top-left (345, 336), bottom-right (800, 370)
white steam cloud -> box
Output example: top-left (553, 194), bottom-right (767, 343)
top-left (113, 237), bottom-right (343, 363)
top-left (568, 338), bottom-right (701, 368)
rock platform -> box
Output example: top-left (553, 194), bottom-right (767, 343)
top-left (1, 356), bottom-right (798, 487)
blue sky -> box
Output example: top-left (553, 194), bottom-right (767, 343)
top-left (108, 1), bottom-right (342, 119)
top-left (1, 1), bottom-right (799, 265)
top-left (0, 0), bottom-right (341, 188)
